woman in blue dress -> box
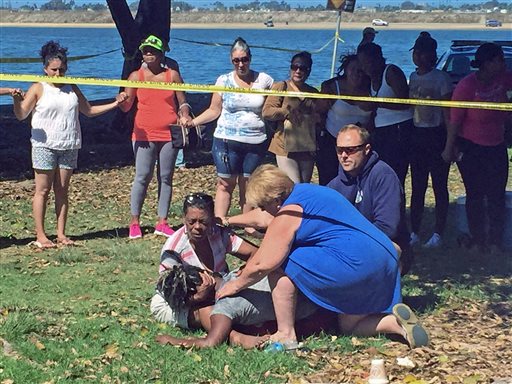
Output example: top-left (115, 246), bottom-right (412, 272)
top-left (217, 164), bottom-right (429, 349)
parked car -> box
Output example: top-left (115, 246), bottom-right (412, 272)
top-left (485, 19), bottom-right (502, 27)
top-left (371, 19), bottom-right (388, 26)
top-left (437, 40), bottom-right (512, 86)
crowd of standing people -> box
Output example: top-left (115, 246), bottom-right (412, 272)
top-left (3, 29), bottom-right (511, 351)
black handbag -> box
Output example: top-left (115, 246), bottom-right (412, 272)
top-left (170, 124), bottom-right (203, 149)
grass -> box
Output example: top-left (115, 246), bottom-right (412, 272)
top-left (1, 160), bottom-right (511, 383)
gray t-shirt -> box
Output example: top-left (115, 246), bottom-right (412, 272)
top-left (211, 271), bottom-right (318, 326)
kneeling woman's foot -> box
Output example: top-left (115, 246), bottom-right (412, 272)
top-left (392, 303), bottom-right (429, 349)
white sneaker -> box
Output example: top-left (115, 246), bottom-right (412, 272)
top-left (409, 232), bottom-right (420, 246)
top-left (423, 233), bottom-right (442, 248)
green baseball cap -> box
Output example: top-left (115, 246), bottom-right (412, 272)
top-left (139, 35), bottom-right (164, 53)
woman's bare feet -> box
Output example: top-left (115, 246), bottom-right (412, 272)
top-left (269, 330), bottom-right (297, 344)
top-left (56, 237), bottom-right (75, 246)
top-left (33, 238), bottom-right (57, 249)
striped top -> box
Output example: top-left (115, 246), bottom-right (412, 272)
top-left (159, 225), bottom-right (243, 275)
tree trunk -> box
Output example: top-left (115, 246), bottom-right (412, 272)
top-left (106, 0), bottom-right (171, 132)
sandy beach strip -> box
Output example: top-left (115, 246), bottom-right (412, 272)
top-left (1, 21), bottom-right (510, 31)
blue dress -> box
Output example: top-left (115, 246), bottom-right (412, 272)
top-left (282, 183), bottom-right (401, 314)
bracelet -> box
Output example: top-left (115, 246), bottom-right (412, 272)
top-left (222, 217), bottom-right (230, 227)
top-left (178, 103), bottom-right (191, 111)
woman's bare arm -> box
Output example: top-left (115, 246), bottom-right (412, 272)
top-left (13, 83), bottom-right (41, 120)
top-left (216, 204), bottom-right (303, 299)
top-left (73, 85), bottom-right (127, 117)
top-left (189, 92), bottom-right (222, 127)
top-left (155, 314), bottom-right (233, 348)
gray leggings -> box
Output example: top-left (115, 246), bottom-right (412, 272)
top-left (131, 141), bottom-right (178, 218)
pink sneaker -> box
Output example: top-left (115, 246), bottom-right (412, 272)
top-left (129, 223), bottom-right (142, 239)
top-left (154, 222), bottom-right (175, 237)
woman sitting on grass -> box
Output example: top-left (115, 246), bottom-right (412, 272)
top-left (150, 192), bottom-right (258, 330)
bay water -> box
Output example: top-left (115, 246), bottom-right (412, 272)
top-left (0, 26), bottom-right (510, 104)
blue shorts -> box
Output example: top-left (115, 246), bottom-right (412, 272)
top-left (212, 138), bottom-right (266, 178)
top-left (32, 146), bottom-right (78, 170)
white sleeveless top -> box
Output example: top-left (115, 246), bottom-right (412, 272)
top-left (31, 82), bottom-right (81, 150)
top-left (325, 79), bottom-right (372, 138)
top-left (371, 65), bottom-right (413, 128)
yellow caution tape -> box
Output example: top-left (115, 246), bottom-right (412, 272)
top-left (1, 73), bottom-right (510, 111)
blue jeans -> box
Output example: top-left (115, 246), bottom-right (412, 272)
top-left (212, 137), bottom-right (266, 178)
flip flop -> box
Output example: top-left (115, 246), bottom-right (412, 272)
top-left (30, 240), bottom-right (57, 249)
top-left (56, 237), bottom-right (75, 246)
top-left (392, 303), bottom-right (429, 349)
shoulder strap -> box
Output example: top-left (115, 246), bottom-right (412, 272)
top-left (138, 68), bottom-right (144, 81)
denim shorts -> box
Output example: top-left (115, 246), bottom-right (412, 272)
top-left (32, 146), bottom-right (79, 170)
top-left (212, 137), bottom-right (266, 178)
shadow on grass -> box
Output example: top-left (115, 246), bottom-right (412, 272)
top-left (0, 226), bottom-right (154, 249)
top-left (401, 204), bottom-right (511, 315)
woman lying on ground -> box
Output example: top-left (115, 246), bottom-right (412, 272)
top-left (154, 252), bottom-right (336, 349)
top-left (217, 164), bottom-right (429, 349)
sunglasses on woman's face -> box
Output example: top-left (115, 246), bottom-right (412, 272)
top-left (232, 56), bottom-right (250, 65)
top-left (185, 193), bottom-right (213, 205)
top-left (290, 64), bottom-right (310, 72)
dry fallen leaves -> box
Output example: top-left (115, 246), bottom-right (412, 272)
top-left (291, 298), bottom-right (511, 383)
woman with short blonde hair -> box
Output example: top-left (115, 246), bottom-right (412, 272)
top-left (218, 164), bottom-right (429, 350)
top-left (246, 164), bottom-right (294, 209)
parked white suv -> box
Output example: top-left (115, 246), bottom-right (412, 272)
top-left (437, 40), bottom-right (512, 86)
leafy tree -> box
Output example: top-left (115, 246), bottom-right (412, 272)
top-left (74, 3), bottom-right (107, 11)
top-left (40, 0), bottom-right (73, 10)
top-left (401, 1), bottom-right (415, 10)
top-left (212, 1), bottom-right (226, 11)
top-left (172, 1), bottom-right (193, 11)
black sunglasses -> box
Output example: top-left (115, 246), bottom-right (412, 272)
top-left (336, 144), bottom-right (367, 155)
top-left (184, 193), bottom-right (213, 205)
top-left (290, 64), bottom-right (310, 72)
top-left (232, 56), bottom-right (250, 64)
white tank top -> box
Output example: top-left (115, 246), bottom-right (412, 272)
top-left (371, 65), bottom-right (413, 128)
top-left (31, 82), bottom-right (81, 150)
top-left (325, 79), bottom-right (372, 138)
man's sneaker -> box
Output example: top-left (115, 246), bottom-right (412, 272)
top-left (423, 233), bottom-right (442, 248)
top-left (154, 222), bottom-right (175, 237)
top-left (129, 223), bottom-right (142, 239)
top-left (409, 232), bottom-right (420, 246)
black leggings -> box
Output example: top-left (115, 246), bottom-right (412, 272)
top-left (409, 126), bottom-right (450, 235)
top-left (457, 138), bottom-right (509, 247)
top-left (372, 119), bottom-right (413, 188)
top-left (316, 131), bottom-right (339, 186)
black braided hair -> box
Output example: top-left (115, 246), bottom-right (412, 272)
top-left (156, 250), bottom-right (203, 310)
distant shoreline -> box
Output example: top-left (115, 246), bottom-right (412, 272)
top-left (1, 21), bottom-right (511, 31)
